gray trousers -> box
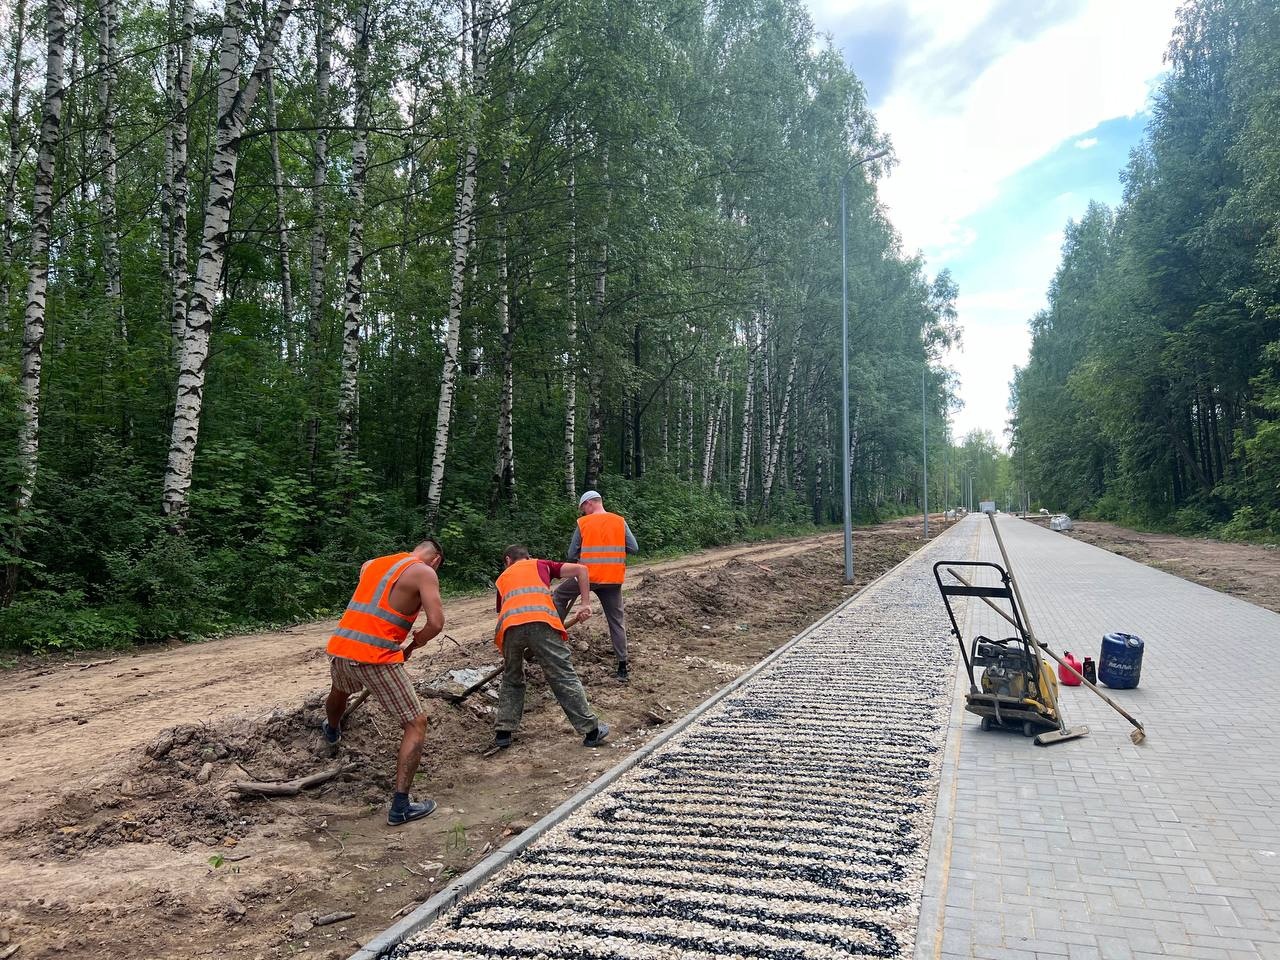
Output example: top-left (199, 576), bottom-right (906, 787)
top-left (552, 580), bottom-right (628, 662)
top-left (495, 622), bottom-right (597, 736)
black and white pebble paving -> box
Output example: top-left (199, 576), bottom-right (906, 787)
top-left (394, 533), bottom-right (973, 960)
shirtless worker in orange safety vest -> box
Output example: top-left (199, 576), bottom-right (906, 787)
top-left (323, 539), bottom-right (445, 826)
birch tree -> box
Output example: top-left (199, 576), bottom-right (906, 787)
top-left (736, 320), bottom-right (756, 504)
top-left (701, 356), bottom-right (728, 488)
top-left (305, 0), bottom-right (332, 463)
top-left (563, 162), bottom-right (578, 500)
top-left (96, 0), bottom-right (122, 331)
top-left (1, 0), bottom-right (30, 310)
top-left (757, 343), bottom-right (788, 512)
top-left (338, 0), bottom-right (372, 454)
top-left (583, 146), bottom-right (608, 491)
top-left (264, 65), bottom-right (293, 352)
top-left (166, 0), bottom-right (195, 355)
top-left (162, 0), bottom-right (297, 521)
top-left (15, 0), bottom-right (68, 511)
top-left (425, 0), bottom-right (489, 516)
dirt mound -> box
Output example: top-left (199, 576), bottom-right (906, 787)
top-left (26, 691), bottom-right (496, 858)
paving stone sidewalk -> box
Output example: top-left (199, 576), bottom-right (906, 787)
top-left (917, 514), bottom-right (1280, 960)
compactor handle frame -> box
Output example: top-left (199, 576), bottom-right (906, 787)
top-left (932, 559), bottom-right (1035, 694)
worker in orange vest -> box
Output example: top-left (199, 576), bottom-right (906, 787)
top-left (553, 490), bottom-right (638, 681)
top-left (323, 539), bottom-right (445, 826)
top-left (493, 544), bottom-right (609, 750)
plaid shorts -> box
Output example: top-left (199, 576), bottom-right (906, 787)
top-left (329, 657), bottom-right (424, 727)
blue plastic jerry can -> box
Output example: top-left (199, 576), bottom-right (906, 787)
top-left (1099, 632), bottom-right (1144, 689)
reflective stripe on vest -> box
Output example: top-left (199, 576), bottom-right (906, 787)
top-left (577, 512), bottom-right (627, 584)
top-left (494, 559), bottom-right (566, 652)
top-left (327, 553), bottom-right (422, 664)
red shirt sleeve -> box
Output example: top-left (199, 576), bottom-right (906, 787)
top-left (538, 559), bottom-right (564, 584)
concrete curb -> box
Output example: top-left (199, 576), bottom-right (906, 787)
top-left (351, 523), bottom-right (966, 960)
top-left (913, 516), bottom-right (980, 960)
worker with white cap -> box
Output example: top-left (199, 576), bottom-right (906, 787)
top-left (553, 490), bottom-right (638, 681)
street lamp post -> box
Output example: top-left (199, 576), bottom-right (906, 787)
top-left (922, 361), bottom-right (928, 539)
top-left (840, 147), bottom-right (888, 585)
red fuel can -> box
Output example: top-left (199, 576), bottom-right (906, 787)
top-left (1058, 651), bottom-right (1083, 686)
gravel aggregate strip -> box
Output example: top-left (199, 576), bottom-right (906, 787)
top-left (394, 528), bottom-right (976, 960)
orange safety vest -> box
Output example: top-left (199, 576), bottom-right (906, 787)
top-left (577, 511), bottom-right (627, 585)
top-left (494, 559), bottom-right (567, 652)
top-left (327, 553), bottom-right (422, 664)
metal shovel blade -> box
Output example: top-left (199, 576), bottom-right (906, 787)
top-left (1034, 725), bottom-right (1089, 747)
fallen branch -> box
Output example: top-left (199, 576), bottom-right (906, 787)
top-left (231, 764), bottom-right (354, 798)
top-left (391, 901), bottom-right (417, 920)
top-left (76, 658), bottom-right (118, 671)
top-left (1, 943), bottom-right (21, 960)
top-left (314, 911), bottom-right (354, 927)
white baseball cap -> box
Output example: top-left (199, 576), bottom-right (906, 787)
top-left (578, 490), bottom-right (602, 508)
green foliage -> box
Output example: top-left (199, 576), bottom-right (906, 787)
top-left (1011, 0), bottom-right (1280, 537)
top-left (0, 0), bottom-right (956, 653)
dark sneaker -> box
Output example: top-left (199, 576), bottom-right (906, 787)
top-left (322, 720), bottom-right (341, 756)
top-left (583, 722), bottom-right (610, 747)
top-left (387, 797), bottom-right (437, 826)
top-left (615, 661), bottom-right (629, 683)
top-left (494, 730), bottom-right (513, 750)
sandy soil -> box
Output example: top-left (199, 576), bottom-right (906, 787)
top-left (0, 517), bottom-right (943, 960)
top-left (1063, 520), bottom-right (1280, 614)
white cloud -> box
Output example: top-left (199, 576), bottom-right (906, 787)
top-left (809, 0), bottom-right (1179, 441)
top-left (871, 0), bottom-right (1177, 257)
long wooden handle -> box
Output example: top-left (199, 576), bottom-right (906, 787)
top-left (984, 512), bottom-right (1067, 727)
top-left (946, 566), bottom-right (1145, 734)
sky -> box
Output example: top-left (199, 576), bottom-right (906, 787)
top-left (806, 0), bottom-right (1182, 444)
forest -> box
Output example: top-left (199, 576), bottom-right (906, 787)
top-left (0, 0), bottom-right (963, 651)
top-left (1012, 0), bottom-right (1280, 539)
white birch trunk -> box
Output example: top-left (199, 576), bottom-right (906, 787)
top-left (304, 0), bottom-right (332, 462)
top-left (760, 347), bottom-right (798, 508)
top-left (660, 385), bottom-right (669, 464)
top-left (563, 163), bottom-right (577, 500)
top-left (493, 241), bottom-right (515, 500)
top-left (168, 0), bottom-right (195, 357)
top-left (96, 0), bottom-right (122, 333)
top-left (425, 0), bottom-right (488, 515)
top-left (160, 0), bottom-right (176, 321)
top-left (15, 0), bottom-right (66, 510)
top-left (701, 365), bottom-right (730, 489)
top-left (736, 321), bottom-right (756, 505)
top-left (162, 0), bottom-right (296, 520)
top-left (492, 59), bottom-right (516, 504)
top-left (584, 146), bottom-right (607, 490)
top-left (684, 380), bottom-right (694, 483)
top-left (700, 355), bottom-right (723, 488)
top-left (337, 0), bottom-right (370, 455)
top-left (0, 0), bottom-right (28, 310)
top-left (265, 66), bottom-right (293, 354)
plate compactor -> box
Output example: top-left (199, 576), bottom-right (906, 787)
top-left (934, 559), bottom-right (1085, 745)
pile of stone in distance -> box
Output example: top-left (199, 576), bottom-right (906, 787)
top-left (393, 532), bottom-right (974, 960)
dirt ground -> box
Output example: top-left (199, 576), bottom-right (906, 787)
top-left (0, 516), bottom-right (944, 960)
top-left (1062, 519), bottom-right (1280, 614)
